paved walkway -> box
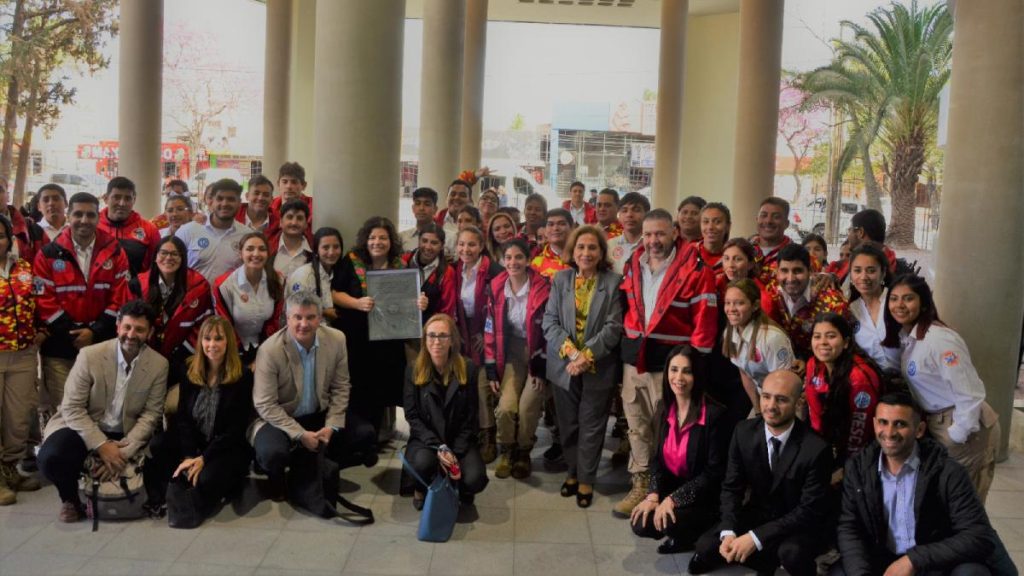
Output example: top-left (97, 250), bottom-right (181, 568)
top-left (1, 419), bottom-right (1021, 576)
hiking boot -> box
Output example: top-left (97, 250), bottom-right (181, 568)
top-left (1, 462), bottom-right (41, 492)
top-left (612, 472), bottom-right (650, 518)
top-left (59, 501), bottom-right (84, 523)
top-left (510, 447), bottom-right (532, 479)
top-left (0, 478), bottom-right (15, 506)
top-left (494, 445), bottom-right (514, 479)
top-left (479, 428), bottom-right (497, 464)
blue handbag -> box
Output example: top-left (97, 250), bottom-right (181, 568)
top-left (399, 450), bottom-right (460, 542)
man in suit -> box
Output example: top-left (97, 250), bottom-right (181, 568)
top-left (251, 290), bottom-right (374, 495)
top-left (37, 300), bottom-right (168, 523)
top-left (689, 369), bottom-right (832, 576)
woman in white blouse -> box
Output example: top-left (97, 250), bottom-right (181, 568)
top-left (213, 232), bottom-right (285, 363)
top-left (721, 278), bottom-right (794, 415)
top-left (847, 242), bottom-right (900, 375)
top-left (288, 227), bottom-right (343, 323)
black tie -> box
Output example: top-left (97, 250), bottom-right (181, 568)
top-left (769, 437), bottom-right (782, 470)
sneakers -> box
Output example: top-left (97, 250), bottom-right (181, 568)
top-left (479, 428), bottom-right (497, 464)
top-left (1, 462), bottom-right (41, 492)
top-left (0, 478), bottom-right (14, 506)
top-left (612, 471), bottom-right (649, 518)
top-left (510, 447), bottom-right (532, 479)
top-left (59, 501), bottom-right (85, 523)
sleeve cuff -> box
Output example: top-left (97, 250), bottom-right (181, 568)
top-left (749, 531), bottom-right (763, 551)
top-left (719, 530), bottom-right (736, 541)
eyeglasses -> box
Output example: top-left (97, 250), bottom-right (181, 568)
top-left (426, 333), bottom-right (451, 341)
top-left (157, 250), bottom-right (182, 259)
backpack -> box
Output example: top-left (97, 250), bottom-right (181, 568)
top-left (79, 453), bottom-right (148, 531)
top-left (286, 446), bottom-right (374, 524)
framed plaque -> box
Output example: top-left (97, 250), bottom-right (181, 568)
top-left (366, 268), bottom-right (422, 341)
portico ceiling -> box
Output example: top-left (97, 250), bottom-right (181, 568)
top-left (404, 0), bottom-right (740, 28)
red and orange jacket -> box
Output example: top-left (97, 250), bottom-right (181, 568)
top-left (33, 227), bottom-right (130, 359)
top-left (483, 268), bottom-right (551, 382)
top-left (602, 221), bottom-right (623, 240)
top-left (562, 200), bottom-right (597, 225)
top-left (805, 354), bottom-right (882, 463)
top-left (7, 207), bottom-right (44, 264)
top-left (752, 235), bottom-right (792, 287)
top-left (530, 243), bottom-right (569, 280)
top-left (134, 268), bottom-right (214, 359)
top-left (98, 209), bottom-right (162, 275)
top-left (402, 251), bottom-right (458, 320)
top-left (453, 255), bottom-right (504, 365)
top-left (761, 280), bottom-right (849, 359)
top-left (621, 238), bottom-right (719, 373)
top-left (0, 258), bottom-right (37, 351)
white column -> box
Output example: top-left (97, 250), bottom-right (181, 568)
top-left (118, 0), bottom-right (164, 218)
top-left (419, 0), bottom-right (466, 202)
top-left (288, 0), bottom-right (316, 176)
top-left (263, 0), bottom-right (292, 179)
top-left (312, 0), bottom-right (405, 234)
top-left (730, 0), bottom-right (784, 238)
top-left (933, 0), bottom-right (1023, 458)
top-left (652, 0), bottom-right (688, 212)
top-left (459, 0), bottom-right (488, 171)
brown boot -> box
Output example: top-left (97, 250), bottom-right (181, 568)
top-left (479, 427), bottom-right (497, 464)
top-left (494, 445), bottom-right (513, 479)
top-left (1, 462), bottom-right (41, 492)
top-left (511, 446), bottom-right (532, 479)
top-left (0, 477), bottom-right (15, 506)
top-left (58, 501), bottom-right (84, 523)
top-left (612, 472), bottom-right (650, 518)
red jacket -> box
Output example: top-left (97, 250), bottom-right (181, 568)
top-left (562, 200), bottom-right (597, 225)
top-left (621, 238), bottom-right (718, 373)
top-left (805, 354), bottom-right (882, 463)
top-left (484, 268), bottom-right (550, 382)
top-left (0, 257), bottom-right (37, 351)
top-left (98, 209), bottom-right (162, 275)
top-left (235, 203), bottom-right (280, 234)
top-left (752, 235), bottom-right (793, 287)
top-left (212, 269), bottom-right (285, 348)
top-left (135, 268), bottom-right (213, 358)
top-left (453, 255), bottom-right (504, 365)
top-left (33, 227), bottom-right (130, 359)
top-left (761, 280), bottom-right (849, 359)
top-left (402, 252), bottom-right (457, 320)
top-left (7, 206), bottom-right (44, 264)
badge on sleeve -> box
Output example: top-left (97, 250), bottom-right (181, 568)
top-left (198, 237), bottom-right (210, 249)
top-left (53, 260), bottom-right (66, 272)
top-left (907, 360), bottom-right (917, 377)
top-left (32, 278), bottom-right (45, 295)
top-left (941, 351), bottom-right (959, 367)
top-left (854, 391), bottom-right (872, 409)
top-left (292, 283), bottom-right (301, 293)
top-left (777, 348), bottom-right (790, 365)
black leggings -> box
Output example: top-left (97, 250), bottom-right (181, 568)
top-left (38, 428), bottom-right (123, 503)
top-left (631, 503), bottom-right (717, 548)
top-left (405, 442), bottom-right (489, 495)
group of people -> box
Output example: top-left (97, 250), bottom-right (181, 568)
top-left (0, 162), bottom-right (1013, 575)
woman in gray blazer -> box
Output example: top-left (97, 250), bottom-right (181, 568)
top-left (542, 225), bottom-right (623, 508)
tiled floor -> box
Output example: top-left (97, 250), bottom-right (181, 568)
top-left (2, 419), bottom-right (1022, 576)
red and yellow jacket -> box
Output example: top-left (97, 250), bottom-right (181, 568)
top-left (752, 235), bottom-right (792, 286)
top-left (530, 243), bottom-right (569, 280)
top-left (0, 258), bottom-right (37, 351)
top-left (603, 221), bottom-right (623, 240)
top-left (33, 228), bottom-right (130, 359)
top-left (134, 268), bottom-right (214, 359)
top-left (621, 238), bottom-right (718, 373)
top-left (484, 268), bottom-right (551, 382)
top-left (454, 255), bottom-right (504, 365)
top-left (761, 280), bottom-right (849, 359)
top-left (805, 354), bottom-right (882, 463)
top-left (98, 209), bottom-right (162, 275)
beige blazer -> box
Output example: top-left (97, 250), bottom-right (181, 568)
top-left (44, 340), bottom-right (169, 459)
top-left (250, 325), bottom-right (351, 442)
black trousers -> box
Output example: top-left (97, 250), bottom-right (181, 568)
top-left (695, 525), bottom-right (825, 576)
top-left (253, 411), bottom-right (376, 477)
top-left (631, 503), bottom-right (718, 548)
top-left (37, 428), bottom-right (123, 503)
top-left (144, 429), bottom-right (252, 511)
top-left (828, 556), bottom-right (992, 576)
top-left (405, 441), bottom-right (488, 495)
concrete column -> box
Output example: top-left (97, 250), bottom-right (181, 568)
top-left (419, 0), bottom-right (466, 203)
top-left (459, 0), bottom-right (488, 171)
top-left (730, 0), bottom-right (784, 237)
top-left (312, 0), bottom-right (404, 234)
top-left (263, 0), bottom-right (292, 179)
top-left (652, 0), bottom-right (688, 212)
top-left (118, 0), bottom-right (164, 218)
top-left (288, 0), bottom-right (316, 177)
top-left (933, 0), bottom-right (1023, 459)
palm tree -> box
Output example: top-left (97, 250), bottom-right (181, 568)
top-left (801, 0), bottom-right (952, 248)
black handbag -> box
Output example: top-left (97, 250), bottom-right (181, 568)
top-left (166, 475), bottom-right (204, 529)
top-left (286, 446), bottom-right (374, 525)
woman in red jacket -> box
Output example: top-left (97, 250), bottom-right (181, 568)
top-left (484, 238), bottom-right (550, 479)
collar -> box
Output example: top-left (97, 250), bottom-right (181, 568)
top-left (206, 219), bottom-right (241, 234)
top-left (158, 274), bottom-right (173, 292)
top-left (734, 322), bottom-right (756, 347)
top-left (781, 283), bottom-right (812, 310)
top-left (640, 246), bottom-right (677, 274)
top-left (236, 266), bottom-right (267, 290)
top-left (278, 234), bottom-right (311, 255)
top-left (291, 333), bottom-right (321, 355)
top-left (878, 443), bottom-right (921, 477)
top-left (116, 342), bottom-right (143, 372)
top-left (505, 277), bottom-right (530, 298)
top-left (73, 237), bottom-right (96, 253)
top-left (765, 420), bottom-right (796, 444)
top-left (462, 258), bottom-right (481, 278)
top-left (1, 256), bottom-right (14, 276)
top-left (42, 216), bottom-right (66, 230)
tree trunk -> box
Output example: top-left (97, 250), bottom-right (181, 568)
top-left (14, 89), bottom-right (37, 209)
top-left (861, 141), bottom-right (883, 212)
top-left (886, 131), bottom-right (927, 249)
top-left (0, 0), bottom-right (27, 184)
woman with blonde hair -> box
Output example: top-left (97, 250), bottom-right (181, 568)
top-left (486, 211), bottom-right (518, 260)
top-left (403, 313), bottom-right (488, 510)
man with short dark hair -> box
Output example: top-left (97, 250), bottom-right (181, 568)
top-left (271, 162), bottom-right (313, 232)
top-left (596, 188), bottom-right (622, 238)
top-left (36, 184), bottom-right (68, 241)
top-left (676, 196), bottom-right (706, 243)
top-left (400, 187), bottom-right (439, 251)
top-left (753, 197), bottom-right (793, 286)
top-left (562, 181), bottom-right (596, 225)
top-left (236, 174), bottom-right (276, 233)
top-left (520, 192), bottom-right (548, 252)
top-left (608, 192), bottom-right (649, 275)
top-left (36, 300), bottom-right (167, 522)
top-left (530, 208), bottom-right (575, 279)
top-left (175, 179), bottom-right (254, 284)
top-left (836, 391), bottom-right (1011, 576)
top-left (270, 199), bottom-right (313, 278)
top-left (98, 176), bottom-right (162, 275)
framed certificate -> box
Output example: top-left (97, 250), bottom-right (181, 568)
top-left (366, 268), bottom-right (422, 341)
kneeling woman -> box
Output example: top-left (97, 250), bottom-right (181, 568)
top-left (404, 314), bottom-right (488, 510)
top-left (630, 345), bottom-right (729, 554)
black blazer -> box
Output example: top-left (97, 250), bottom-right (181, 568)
top-left (649, 400), bottom-right (729, 512)
top-left (718, 417), bottom-right (832, 549)
top-left (175, 369), bottom-right (255, 462)
top-left (403, 362), bottom-right (480, 457)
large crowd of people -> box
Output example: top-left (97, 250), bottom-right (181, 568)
top-left (0, 161), bottom-right (1015, 576)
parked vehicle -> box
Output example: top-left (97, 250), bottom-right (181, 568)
top-left (26, 172), bottom-right (109, 198)
top-left (476, 161), bottom-right (552, 211)
top-left (790, 196), bottom-right (867, 238)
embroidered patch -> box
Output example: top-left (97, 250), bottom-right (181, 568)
top-left (484, 316), bottom-right (493, 334)
top-left (189, 298), bottom-right (199, 309)
top-left (133, 227), bottom-right (146, 240)
top-left (53, 260), bottom-right (66, 272)
top-left (776, 348), bottom-right (790, 365)
top-left (32, 278), bottom-right (44, 295)
top-left (612, 245), bottom-right (624, 260)
top-left (198, 237), bottom-right (210, 249)
top-left (240, 293), bottom-right (249, 303)
top-left (102, 260), bottom-right (113, 270)
top-left (292, 283), bottom-right (301, 293)
top-left (942, 350), bottom-right (959, 367)
top-left (811, 376), bottom-right (825, 390)
top-left (854, 391), bottom-right (872, 409)
top-left (907, 360), bottom-right (917, 377)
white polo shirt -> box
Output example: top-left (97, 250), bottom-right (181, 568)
top-left (728, 322), bottom-right (794, 390)
top-left (608, 233), bottom-right (642, 275)
top-left (218, 267), bottom-right (279, 349)
top-left (850, 291), bottom-right (900, 373)
top-left (273, 236), bottom-right (312, 280)
top-left (287, 262), bottom-right (334, 312)
top-left (176, 220), bottom-right (253, 285)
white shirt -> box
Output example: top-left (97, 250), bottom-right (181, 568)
top-left (504, 277), bottom-right (530, 338)
top-left (782, 284), bottom-right (812, 317)
top-left (900, 324), bottom-right (986, 444)
top-left (100, 344), bottom-right (140, 433)
top-left (40, 218), bottom-right (67, 242)
top-left (442, 212), bottom-right (459, 260)
top-left (728, 322), bottom-right (794, 390)
top-left (639, 247), bottom-right (676, 327)
top-left (73, 238), bottom-right (95, 281)
top-left (273, 236), bottom-right (312, 280)
top-left (460, 259), bottom-right (481, 319)
top-left (287, 262), bottom-right (334, 312)
top-left (245, 212), bottom-right (270, 233)
top-left (219, 267), bottom-right (279, 349)
top-left (400, 227), bottom-right (423, 253)
top-left (176, 220), bottom-right (254, 285)
top-left (0, 256), bottom-right (14, 279)
top-left (608, 234), bottom-right (642, 275)
top-left (569, 204), bottom-right (586, 226)
top-left (850, 291), bottom-right (900, 373)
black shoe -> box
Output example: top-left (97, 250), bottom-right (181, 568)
top-left (459, 492), bottom-right (475, 505)
top-left (413, 491), bottom-right (425, 511)
top-left (559, 479), bottom-right (578, 497)
top-left (362, 452), bottom-right (379, 467)
top-left (657, 538), bottom-right (691, 555)
top-left (543, 443), bottom-right (563, 463)
top-left (576, 490), bottom-right (593, 508)
top-left (687, 553), bottom-right (716, 575)
top-left (20, 454), bottom-right (37, 473)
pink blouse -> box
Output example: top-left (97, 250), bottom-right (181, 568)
top-left (662, 401), bottom-right (707, 478)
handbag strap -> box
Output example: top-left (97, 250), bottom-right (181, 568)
top-left (91, 480), bottom-right (99, 532)
top-left (398, 449), bottom-right (431, 489)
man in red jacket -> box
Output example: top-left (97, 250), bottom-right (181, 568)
top-left (562, 181), bottom-right (596, 225)
top-left (269, 162), bottom-right (313, 236)
top-left (98, 176), bottom-right (161, 276)
top-left (614, 208), bottom-right (718, 518)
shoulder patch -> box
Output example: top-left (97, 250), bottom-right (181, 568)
top-left (907, 360), bottom-right (917, 377)
top-left (133, 227), bottom-right (146, 241)
top-left (941, 350), bottom-right (959, 367)
top-left (292, 282), bottom-right (302, 293)
top-left (854, 391), bottom-right (872, 409)
top-left (776, 347), bottom-right (790, 365)
top-left (53, 259), bottom-right (66, 272)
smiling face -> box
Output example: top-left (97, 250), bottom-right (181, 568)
top-left (676, 203), bottom-right (701, 239)
top-left (116, 314), bottom-right (152, 359)
top-left (456, 210), bottom-right (480, 231)
top-left (155, 240), bottom-right (183, 277)
top-left (666, 353), bottom-right (694, 401)
top-left (524, 199), bottom-right (546, 229)
top-left (317, 234), bottom-right (342, 268)
top-left (367, 227), bottom-right (391, 260)
top-left (202, 324), bottom-right (228, 366)
top-left (418, 232), bottom-right (443, 263)
top-left (572, 232), bottom-right (602, 275)
top-left (503, 245), bottom-right (528, 278)
top-left (424, 317), bottom-right (453, 368)
top-left (874, 402), bottom-right (925, 463)
top-left (721, 245), bottom-right (753, 281)
top-left (545, 215), bottom-right (571, 248)
top-left (756, 202), bottom-right (789, 244)
top-left (247, 183), bottom-right (273, 212)
top-left (104, 187), bottom-right (135, 222)
top-left (447, 184), bottom-right (471, 214)
top-left (596, 193), bottom-right (617, 226)
top-left (241, 236), bottom-right (269, 271)
top-left (287, 303), bottom-right (321, 348)
top-left (69, 200), bottom-right (100, 246)
top-left (456, 231), bottom-right (483, 266)
top-left (776, 259), bottom-right (810, 298)
top-left (700, 208), bottom-right (729, 247)
top-left (760, 371), bottom-right (801, 430)
top-left (851, 253), bottom-right (884, 298)
top-left (887, 284), bottom-right (921, 329)
top-left (723, 286), bottom-right (756, 328)
top-left (811, 320), bottom-right (848, 365)
top-left (642, 217), bottom-right (677, 260)
top-left (210, 189), bottom-right (242, 225)
top-left (805, 240), bottom-right (827, 266)
top-left (165, 197), bottom-right (193, 228)
top-left (490, 215), bottom-right (516, 244)
top-left (39, 188), bottom-right (67, 223)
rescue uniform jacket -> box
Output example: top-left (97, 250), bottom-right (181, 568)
top-left (561, 200), bottom-right (597, 225)
top-left (752, 235), bottom-right (793, 287)
top-left (0, 257), bottom-right (38, 351)
top-left (804, 354), bottom-right (882, 464)
top-left (33, 227), bottom-right (130, 359)
top-left (483, 268), bottom-right (550, 382)
top-left (621, 238), bottom-right (718, 373)
top-left (402, 251), bottom-right (457, 321)
top-left (98, 208), bottom-right (162, 275)
top-left (454, 255), bottom-right (504, 365)
top-left (7, 206), bottom-right (44, 264)
top-left (132, 268), bottom-right (214, 358)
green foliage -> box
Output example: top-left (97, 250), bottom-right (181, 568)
top-left (509, 113), bottom-right (525, 131)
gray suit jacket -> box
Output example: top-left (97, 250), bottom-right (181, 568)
top-left (250, 325), bottom-right (351, 442)
top-left (542, 268), bottom-right (623, 390)
top-left (44, 340), bottom-right (168, 459)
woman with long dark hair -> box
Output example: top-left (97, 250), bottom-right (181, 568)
top-left (402, 222), bottom-right (456, 320)
top-left (630, 345), bottom-right (729, 554)
top-left (213, 232), bottom-right (285, 363)
top-left (847, 242), bottom-right (900, 375)
top-left (288, 227), bottom-right (343, 323)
